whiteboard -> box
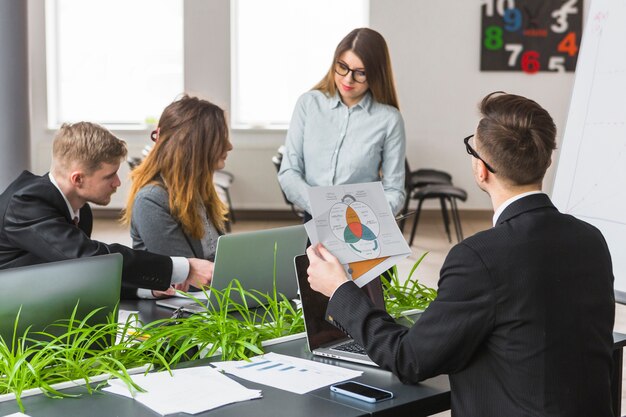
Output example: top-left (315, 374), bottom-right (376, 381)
top-left (552, 0), bottom-right (626, 300)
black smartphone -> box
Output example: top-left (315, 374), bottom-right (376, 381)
top-left (330, 381), bottom-right (393, 403)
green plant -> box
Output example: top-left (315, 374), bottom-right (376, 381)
top-left (139, 242), bottom-right (304, 362)
top-left (0, 244), bottom-right (305, 411)
top-left (381, 252), bottom-right (437, 321)
top-left (141, 275), bottom-right (304, 362)
top-left (250, 243), bottom-right (304, 340)
top-left (0, 304), bottom-right (165, 412)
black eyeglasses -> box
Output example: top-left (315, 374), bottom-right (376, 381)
top-left (464, 134), bottom-right (496, 173)
top-left (334, 61), bottom-right (367, 83)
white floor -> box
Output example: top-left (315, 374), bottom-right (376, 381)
top-left (92, 211), bottom-right (626, 416)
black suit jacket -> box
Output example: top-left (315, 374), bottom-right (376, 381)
top-left (328, 194), bottom-right (615, 417)
top-left (0, 171), bottom-right (173, 299)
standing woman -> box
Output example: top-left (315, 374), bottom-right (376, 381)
top-left (278, 28), bottom-right (406, 220)
top-left (123, 95), bottom-right (232, 295)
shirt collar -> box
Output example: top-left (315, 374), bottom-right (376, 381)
top-left (329, 91), bottom-right (372, 113)
top-left (492, 190), bottom-right (543, 226)
top-left (49, 172), bottom-right (80, 221)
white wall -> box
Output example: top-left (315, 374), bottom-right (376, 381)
top-left (27, 0), bottom-right (583, 211)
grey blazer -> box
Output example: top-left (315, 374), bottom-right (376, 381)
top-left (130, 184), bottom-right (219, 261)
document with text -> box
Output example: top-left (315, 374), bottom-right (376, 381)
top-left (306, 182), bottom-right (410, 286)
top-left (214, 352), bottom-right (362, 394)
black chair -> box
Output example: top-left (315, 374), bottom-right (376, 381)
top-left (408, 184), bottom-right (467, 247)
top-left (401, 161), bottom-right (467, 246)
top-left (399, 161), bottom-right (453, 233)
top-left (272, 146), bottom-right (304, 219)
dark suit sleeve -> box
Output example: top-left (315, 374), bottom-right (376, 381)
top-left (4, 188), bottom-right (173, 295)
top-left (327, 243), bottom-right (495, 383)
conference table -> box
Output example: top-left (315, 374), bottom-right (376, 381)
top-left (0, 299), bottom-right (624, 417)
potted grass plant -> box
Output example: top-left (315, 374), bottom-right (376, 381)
top-left (382, 252), bottom-right (438, 323)
top-left (0, 305), bottom-right (166, 412)
top-left (0, 249), bottom-right (436, 412)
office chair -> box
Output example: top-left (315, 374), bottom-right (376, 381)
top-left (401, 160), bottom-right (467, 246)
top-left (408, 184), bottom-right (467, 246)
top-left (272, 146), bottom-right (304, 219)
top-left (399, 160), bottom-right (453, 232)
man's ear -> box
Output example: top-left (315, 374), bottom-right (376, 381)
top-left (475, 159), bottom-right (491, 184)
top-left (69, 171), bottom-right (84, 187)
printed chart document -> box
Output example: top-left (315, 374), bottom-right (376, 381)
top-left (214, 352), bottom-right (362, 394)
top-left (306, 182), bottom-right (411, 286)
top-left (103, 366), bottom-right (261, 415)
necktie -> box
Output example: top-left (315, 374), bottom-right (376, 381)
top-left (73, 217), bottom-right (79, 226)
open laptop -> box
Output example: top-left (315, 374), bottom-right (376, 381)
top-left (295, 254), bottom-right (385, 367)
top-left (0, 254), bottom-right (123, 346)
top-left (157, 225), bottom-right (308, 313)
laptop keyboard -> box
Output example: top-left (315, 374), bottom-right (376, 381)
top-left (332, 341), bottom-right (367, 355)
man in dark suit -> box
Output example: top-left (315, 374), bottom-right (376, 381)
top-left (0, 122), bottom-right (213, 299)
top-left (307, 92), bottom-right (615, 416)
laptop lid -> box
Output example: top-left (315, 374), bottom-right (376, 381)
top-left (0, 254), bottom-right (123, 345)
top-left (294, 254), bottom-right (384, 366)
top-left (158, 225), bottom-right (308, 312)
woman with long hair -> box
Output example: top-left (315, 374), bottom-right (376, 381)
top-left (123, 94), bottom-right (232, 296)
top-left (278, 28), bottom-right (406, 220)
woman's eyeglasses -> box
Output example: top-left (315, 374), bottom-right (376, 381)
top-left (334, 61), bottom-right (367, 83)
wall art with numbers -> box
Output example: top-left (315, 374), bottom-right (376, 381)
top-left (480, 0), bottom-right (582, 73)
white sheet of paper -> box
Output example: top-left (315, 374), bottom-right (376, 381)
top-left (213, 352), bottom-right (361, 394)
top-left (305, 182), bottom-right (411, 287)
top-left (103, 366), bottom-right (261, 415)
top-left (307, 182), bottom-right (410, 265)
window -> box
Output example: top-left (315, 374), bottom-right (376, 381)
top-left (231, 0), bottom-right (368, 128)
top-left (45, 0), bottom-right (183, 128)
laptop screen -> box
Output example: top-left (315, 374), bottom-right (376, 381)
top-left (294, 254), bottom-right (385, 350)
top-left (210, 225), bottom-right (308, 308)
top-left (0, 254), bottom-right (122, 346)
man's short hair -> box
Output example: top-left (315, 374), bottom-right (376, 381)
top-left (477, 92), bottom-right (557, 186)
top-left (52, 122), bottom-right (127, 174)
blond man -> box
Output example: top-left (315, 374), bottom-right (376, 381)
top-left (0, 122), bottom-right (212, 298)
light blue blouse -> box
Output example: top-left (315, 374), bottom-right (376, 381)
top-left (278, 90), bottom-right (406, 214)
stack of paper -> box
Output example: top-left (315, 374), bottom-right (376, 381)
top-left (305, 182), bottom-right (411, 286)
top-left (214, 352), bottom-right (362, 394)
top-left (103, 366), bottom-right (262, 415)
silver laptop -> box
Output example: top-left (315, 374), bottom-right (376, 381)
top-left (0, 254), bottom-right (123, 346)
top-left (157, 225), bottom-right (308, 313)
top-left (294, 254), bottom-right (384, 367)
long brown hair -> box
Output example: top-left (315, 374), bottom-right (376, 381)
top-left (123, 95), bottom-right (230, 237)
top-left (313, 28), bottom-right (399, 109)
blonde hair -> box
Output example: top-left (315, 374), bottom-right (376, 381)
top-left (313, 28), bottom-right (399, 109)
top-left (52, 122), bottom-right (127, 174)
top-left (122, 95), bottom-right (229, 237)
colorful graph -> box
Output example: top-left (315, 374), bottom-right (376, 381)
top-left (329, 195), bottom-right (381, 259)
